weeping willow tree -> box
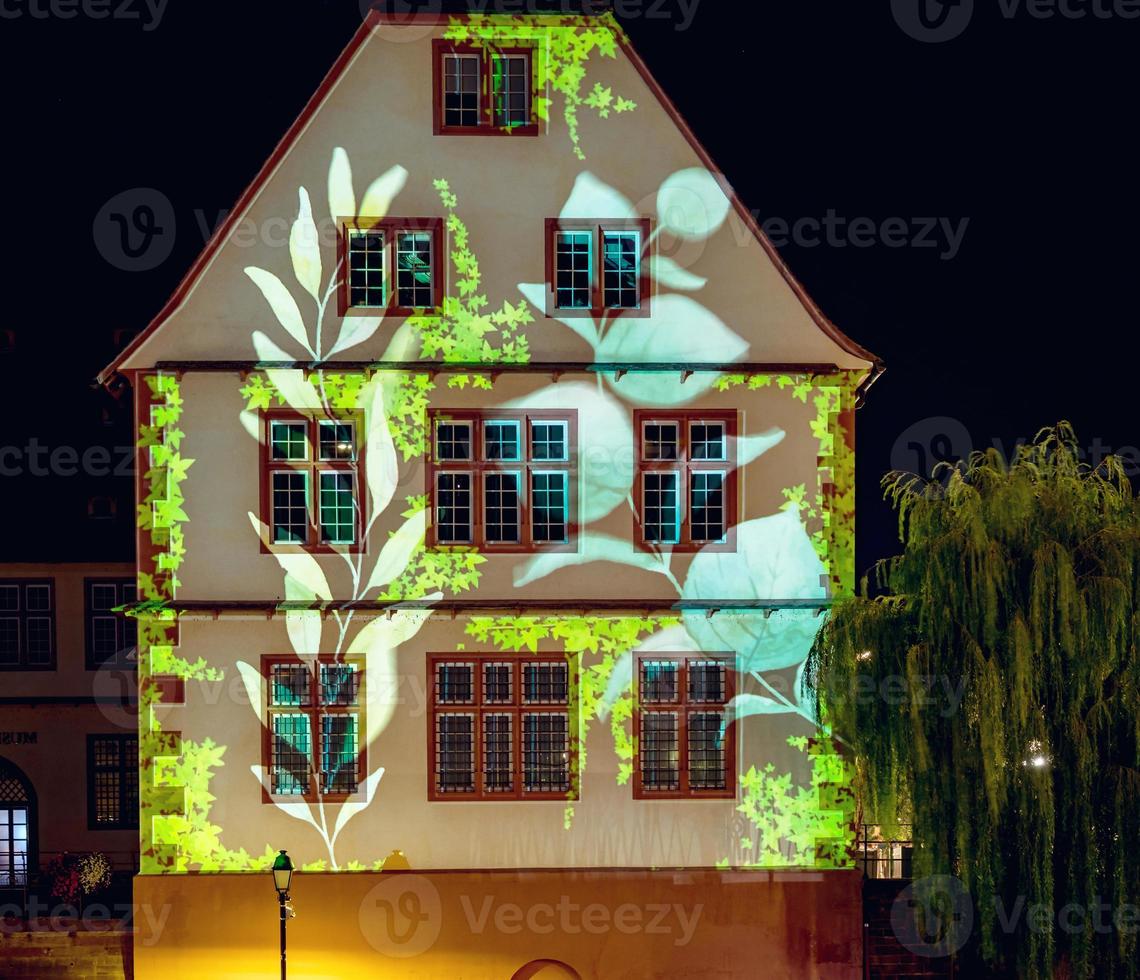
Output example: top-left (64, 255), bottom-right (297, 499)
top-left (806, 424), bottom-right (1140, 978)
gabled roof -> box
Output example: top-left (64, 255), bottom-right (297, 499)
top-left (98, 10), bottom-right (883, 394)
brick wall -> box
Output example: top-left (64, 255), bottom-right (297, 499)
top-left (0, 926), bottom-right (131, 980)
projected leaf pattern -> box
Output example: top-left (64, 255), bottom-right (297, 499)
top-left (135, 126), bottom-right (858, 866)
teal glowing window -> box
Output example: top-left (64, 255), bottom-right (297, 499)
top-left (319, 472), bottom-right (357, 545)
top-left (603, 230), bottom-right (642, 309)
top-left (347, 229), bottom-right (386, 309)
top-left (492, 53), bottom-right (530, 128)
top-left (484, 472), bottom-right (521, 544)
top-left (321, 715), bottom-right (359, 795)
top-left (429, 413), bottom-right (576, 551)
top-left (272, 472), bottom-right (309, 544)
top-left (531, 472), bottom-right (568, 544)
top-left (642, 472), bottom-right (681, 544)
top-left (265, 416), bottom-right (363, 550)
top-left (271, 421), bottom-right (308, 461)
top-left (636, 413), bottom-right (737, 551)
top-left (442, 53), bottom-right (481, 128)
top-left (690, 472), bottom-right (726, 543)
top-left (266, 659), bottom-right (362, 800)
top-left (396, 232), bottom-right (434, 309)
top-left (271, 714), bottom-right (312, 796)
top-left (484, 420), bottom-right (522, 461)
top-left (531, 421), bottom-right (568, 461)
top-left (555, 232), bottom-right (593, 310)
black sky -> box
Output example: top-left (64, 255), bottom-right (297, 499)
top-left (1, 0), bottom-right (1135, 576)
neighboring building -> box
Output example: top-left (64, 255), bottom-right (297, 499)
top-left (0, 562), bottom-right (139, 906)
top-left (100, 9), bottom-right (881, 977)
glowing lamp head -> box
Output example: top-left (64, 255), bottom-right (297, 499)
top-left (272, 850), bottom-right (294, 896)
top-left (857, 650), bottom-right (873, 663)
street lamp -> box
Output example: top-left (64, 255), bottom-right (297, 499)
top-left (271, 850), bottom-right (295, 980)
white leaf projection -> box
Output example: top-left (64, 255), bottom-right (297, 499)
top-left (517, 282), bottom-right (599, 349)
top-left (561, 171), bottom-right (636, 220)
top-left (595, 626), bottom-right (699, 721)
top-left (504, 382), bottom-right (633, 523)
top-left (328, 317), bottom-right (383, 358)
top-left (596, 295), bottom-right (747, 405)
top-left (359, 165), bottom-right (408, 221)
top-left (252, 333), bottom-right (323, 409)
top-left (327, 147), bottom-right (356, 224)
top-left (247, 512), bottom-right (333, 600)
top-left (331, 767), bottom-right (386, 844)
top-left (285, 611), bottom-right (322, 656)
top-left (726, 693), bottom-right (796, 721)
top-left (648, 254), bottom-right (707, 291)
top-left (245, 269), bottom-right (313, 356)
top-left (682, 509), bottom-right (828, 673)
top-left (657, 167), bottom-right (732, 241)
top-left (514, 532), bottom-right (676, 590)
top-left (364, 512), bottom-right (427, 595)
top-left (289, 187), bottom-right (323, 302)
top-left (236, 661), bottom-right (266, 727)
top-left (363, 375), bottom-right (399, 517)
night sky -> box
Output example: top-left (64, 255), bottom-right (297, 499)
top-left (1, 0), bottom-right (1134, 578)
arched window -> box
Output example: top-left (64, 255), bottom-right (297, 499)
top-left (0, 758), bottom-right (36, 886)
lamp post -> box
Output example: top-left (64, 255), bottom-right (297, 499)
top-left (271, 849), bottom-right (294, 980)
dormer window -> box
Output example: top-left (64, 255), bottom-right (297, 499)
top-left (433, 41), bottom-right (538, 136)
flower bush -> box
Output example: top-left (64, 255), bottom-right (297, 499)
top-left (42, 852), bottom-right (113, 905)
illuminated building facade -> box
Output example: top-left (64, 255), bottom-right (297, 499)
top-left (101, 10), bottom-right (881, 976)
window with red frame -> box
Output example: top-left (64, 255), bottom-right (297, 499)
top-left (263, 415), bottom-right (363, 550)
top-left (264, 657), bottom-right (364, 802)
top-left (634, 655), bottom-right (735, 799)
top-left (634, 411), bottom-right (737, 551)
top-left (429, 655), bottom-right (578, 801)
top-left (341, 218), bottom-right (443, 316)
top-left (433, 41), bottom-right (537, 135)
top-left (428, 411), bottom-right (576, 551)
top-left (545, 219), bottom-right (652, 317)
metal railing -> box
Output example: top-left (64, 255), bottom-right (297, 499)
top-left (859, 823), bottom-right (914, 880)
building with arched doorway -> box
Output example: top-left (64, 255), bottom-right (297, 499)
top-left (0, 562), bottom-right (138, 912)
